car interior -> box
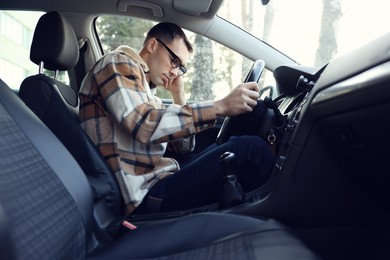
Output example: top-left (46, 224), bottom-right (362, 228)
top-left (1, 0), bottom-right (390, 259)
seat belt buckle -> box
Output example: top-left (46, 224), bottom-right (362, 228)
top-left (122, 220), bottom-right (137, 230)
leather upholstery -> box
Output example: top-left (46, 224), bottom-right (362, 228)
top-left (30, 11), bottom-right (79, 70)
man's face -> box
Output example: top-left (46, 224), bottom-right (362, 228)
top-left (148, 37), bottom-right (190, 88)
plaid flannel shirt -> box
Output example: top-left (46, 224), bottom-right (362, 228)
top-left (79, 46), bottom-right (216, 214)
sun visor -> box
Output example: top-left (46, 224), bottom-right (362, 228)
top-left (173, 0), bottom-right (212, 16)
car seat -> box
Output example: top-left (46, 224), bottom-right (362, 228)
top-left (18, 11), bottom-right (124, 220)
top-left (0, 76), bottom-right (319, 259)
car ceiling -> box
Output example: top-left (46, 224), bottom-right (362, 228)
top-left (0, 0), bottom-right (296, 70)
top-left (0, 0), bottom-right (222, 23)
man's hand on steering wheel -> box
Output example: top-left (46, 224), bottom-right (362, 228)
top-left (214, 82), bottom-right (260, 117)
top-left (216, 59), bottom-right (266, 145)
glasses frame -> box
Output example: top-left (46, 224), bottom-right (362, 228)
top-left (156, 39), bottom-right (187, 76)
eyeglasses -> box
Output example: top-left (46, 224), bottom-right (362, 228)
top-left (156, 39), bottom-right (187, 76)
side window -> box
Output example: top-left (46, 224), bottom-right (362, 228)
top-left (95, 16), bottom-right (275, 103)
top-left (0, 11), bottom-right (70, 91)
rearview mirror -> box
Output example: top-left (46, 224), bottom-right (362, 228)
top-left (261, 0), bottom-right (270, 5)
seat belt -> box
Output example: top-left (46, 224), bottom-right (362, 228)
top-left (74, 38), bottom-right (88, 92)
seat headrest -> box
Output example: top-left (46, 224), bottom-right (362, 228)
top-left (30, 11), bottom-right (79, 71)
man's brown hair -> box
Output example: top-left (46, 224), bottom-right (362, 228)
top-left (144, 22), bottom-right (193, 53)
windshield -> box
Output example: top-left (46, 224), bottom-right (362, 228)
top-left (218, 0), bottom-right (390, 67)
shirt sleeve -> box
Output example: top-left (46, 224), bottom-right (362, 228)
top-left (167, 135), bottom-right (196, 154)
top-left (92, 51), bottom-right (217, 145)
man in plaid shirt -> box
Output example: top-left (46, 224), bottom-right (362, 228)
top-left (79, 22), bottom-right (275, 214)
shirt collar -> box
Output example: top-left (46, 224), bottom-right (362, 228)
top-left (115, 45), bottom-right (149, 73)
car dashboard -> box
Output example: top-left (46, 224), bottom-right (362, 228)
top-left (229, 31), bottom-right (390, 259)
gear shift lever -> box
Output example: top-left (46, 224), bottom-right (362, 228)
top-left (219, 151), bottom-right (245, 209)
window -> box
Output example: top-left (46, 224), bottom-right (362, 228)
top-left (0, 59), bottom-right (25, 89)
top-left (96, 16), bottom-right (274, 103)
top-left (0, 12), bottom-right (24, 45)
top-left (0, 11), bottom-right (70, 91)
top-left (218, 0), bottom-right (390, 67)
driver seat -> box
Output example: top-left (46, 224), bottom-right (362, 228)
top-left (18, 11), bottom-right (124, 218)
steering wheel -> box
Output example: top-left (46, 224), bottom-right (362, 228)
top-left (243, 59), bottom-right (266, 83)
top-left (216, 59), bottom-right (269, 145)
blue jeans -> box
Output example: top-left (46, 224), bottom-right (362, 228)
top-left (134, 135), bottom-right (275, 214)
